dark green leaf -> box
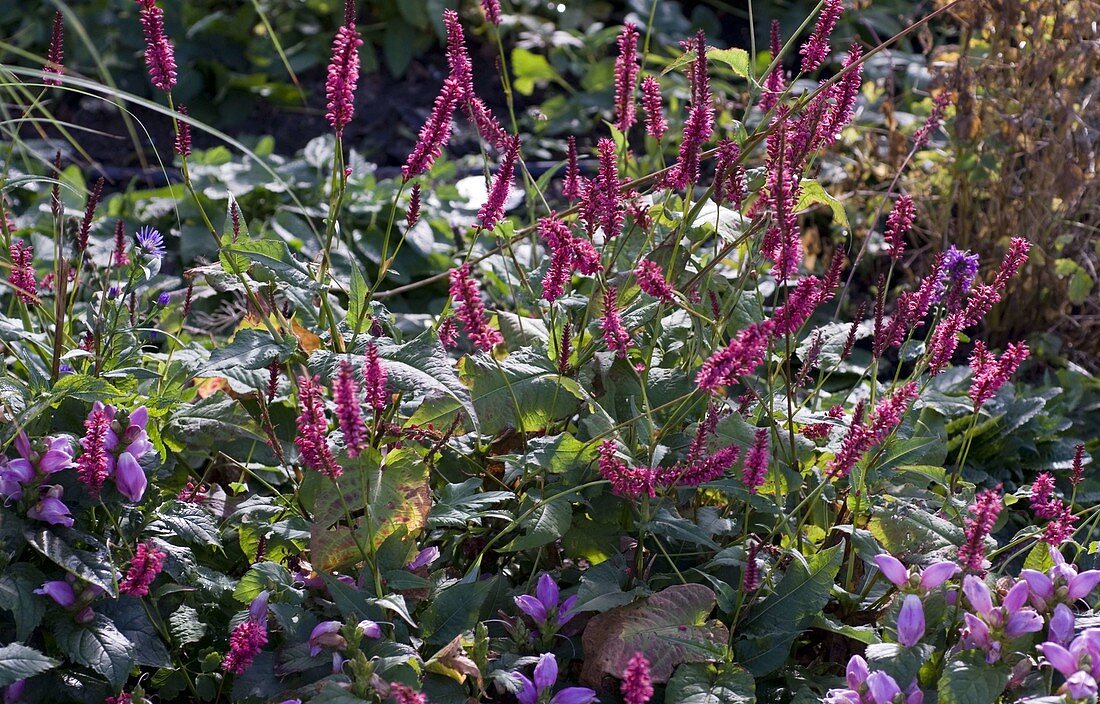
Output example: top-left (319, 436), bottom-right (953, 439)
top-left (666, 662), bottom-right (756, 704)
top-left (24, 528), bottom-right (118, 595)
top-left (0, 643), bottom-right (59, 687)
top-left (52, 613), bottom-right (134, 688)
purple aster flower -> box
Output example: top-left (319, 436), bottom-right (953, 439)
top-left (35, 579), bottom-right (76, 607)
top-left (936, 245), bottom-right (979, 310)
top-left (135, 226), bottom-right (166, 260)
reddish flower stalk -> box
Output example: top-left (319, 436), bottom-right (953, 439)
top-left (481, 0), bottom-right (502, 25)
top-left (477, 136), bottom-right (520, 231)
top-left (363, 341), bottom-right (388, 413)
top-left (135, 0), bottom-right (177, 92)
top-left (993, 237), bottom-right (1031, 291)
top-left (665, 31), bottom-right (714, 189)
top-left (770, 276), bottom-right (823, 337)
top-left (758, 108), bottom-right (802, 279)
top-left (580, 138), bottom-right (625, 238)
top-left (968, 340), bottom-right (1029, 408)
top-left (926, 312), bottom-right (966, 374)
top-left (438, 315), bottom-right (459, 348)
top-left (406, 183), bottom-right (421, 229)
top-left (402, 77), bottom-right (461, 180)
top-left (742, 428), bottom-right (770, 494)
top-left (759, 21), bottom-right (785, 113)
top-left (640, 76), bottom-right (667, 140)
top-left (742, 539), bottom-right (762, 591)
top-left (44, 11), bottom-right (65, 86)
top-left (621, 652), bottom-right (654, 704)
top-left (1030, 473), bottom-right (1060, 519)
top-left (448, 264), bottom-right (503, 352)
top-left (825, 383), bottom-right (918, 479)
top-left (884, 194), bottom-right (914, 260)
top-left (538, 214), bottom-right (600, 302)
top-left (222, 619), bottom-right (268, 675)
top-left (266, 357), bottom-right (280, 402)
top-left (76, 407), bottom-right (113, 495)
top-left (325, 23), bottom-right (363, 135)
top-left (8, 240), bottom-right (38, 304)
top-left (333, 360), bottom-right (367, 458)
top-left (174, 104), bottom-right (192, 157)
top-left (713, 139), bottom-right (746, 209)
top-left (295, 375), bottom-right (342, 479)
top-left (444, 9), bottom-right (474, 95)
top-left (819, 44), bottom-right (864, 146)
top-left (696, 322), bottom-right (771, 393)
top-left (558, 323), bottom-right (572, 375)
top-left (562, 136), bottom-right (582, 201)
top-left (957, 486), bottom-right (1003, 571)
top-left (635, 258), bottom-right (676, 304)
top-left (613, 23), bottom-right (640, 133)
top-left (800, 0), bottom-right (843, 72)
top-left (600, 287), bottom-right (632, 358)
top-left (76, 177), bottom-right (104, 252)
top-left (1071, 444), bottom-right (1087, 487)
top-left (912, 91), bottom-right (952, 150)
top-left (598, 441), bottom-right (656, 499)
top-left (344, 0), bottom-right (355, 25)
top-left (119, 541), bottom-right (166, 597)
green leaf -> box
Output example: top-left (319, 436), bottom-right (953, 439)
top-left (149, 501), bottom-right (222, 547)
top-left (169, 606), bottom-right (207, 646)
top-left (24, 528), bottom-right (118, 595)
top-left (666, 662), bottom-right (756, 704)
top-left (411, 348), bottom-right (582, 436)
top-left (348, 265), bottom-right (369, 329)
top-left (99, 597), bottom-right (171, 667)
top-left (501, 497), bottom-right (572, 552)
top-left (420, 577), bottom-right (497, 645)
top-left (735, 545), bottom-right (843, 676)
top-left (707, 48), bottom-right (750, 77)
top-left (234, 562), bottom-right (294, 604)
top-left (428, 479), bottom-right (513, 530)
top-left (511, 48), bottom-right (557, 95)
top-left (0, 643), bottom-right (59, 687)
top-left (869, 503), bottom-right (962, 559)
top-left (580, 584), bottom-right (729, 684)
top-left (0, 563), bottom-right (45, 641)
top-left (1023, 541), bottom-right (1056, 572)
top-left (938, 652), bottom-right (1009, 704)
top-left (202, 328), bottom-right (296, 375)
top-left (52, 613), bottom-right (134, 688)
top-left (797, 179), bottom-right (849, 229)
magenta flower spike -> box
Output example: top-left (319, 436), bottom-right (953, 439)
top-left (640, 76), bottom-right (667, 140)
top-left (135, 0), bottom-right (177, 92)
top-left (333, 360), bottom-right (366, 458)
top-left (43, 11), bottom-right (65, 86)
top-left (477, 135), bottom-right (520, 231)
top-left (613, 23), bottom-right (640, 133)
top-left (799, 0), bottom-right (843, 72)
top-left (119, 541), bottom-right (166, 596)
top-left (8, 240), bottom-right (38, 305)
top-left (621, 652), bottom-right (653, 704)
top-left (324, 22), bottom-right (363, 135)
top-left (294, 375), bottom-right (342, 479)
top-left (448, 263), bottom-right (504, 352)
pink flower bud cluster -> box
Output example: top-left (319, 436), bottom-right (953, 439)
top-left (579, 139), bottom-right (625, 239)
top-left (1030, 472), bottom-right (1078, 546)
top-left (119, 541), bottom-right (166, 597)
top-left (477, 136), bottom-right (520, 231)
top-left (825, 383), bottom-right (919, 479)
top-left (598, 441), bottom-right (656, 499)
top-left (884, 194), bottom-right (914, 260)
top-left (640, 76), bottom-right (667, 140)
top-left (968, 340), bottom-right (1029, 408)
top-left (799, 0), bottom-right (843, 72)
top-left (448, 264), bottom-right (504, 352)
top-left (957, 486), bottom-right (1003, 571)
top-left (295, 375), bottom-right (342, 479)
top-left (664, 31), bottom-right (714, 190)
top-left (539, 215), bottom-right (601, 302)
top-left (135, 0), bottom-right (177, 92)
top-left (634, 258), bottom-right (676, 304)
top-left (696, 322), bottom-right (771, 393)
top-left (44, 11), bottom-right (64, 86)
top-left (742, 428), bottom-right (770, 493)
top-left (613, 24), bottom-right (640, 133)
top-left (759, 21), bottom-right (785, 114)
top-left (333, 360), bottom-right (367, 458)
top-left (621, 652), bottom-right (654, 704)
top-left (600, 287), bottom-right (632, 358)
top-left (324, 23), bottom-right (363, 135)
top-left (562, 136), bottom-right (582, 200)
top-left (713, 140), bottom-right (747, 209)
top-left (7, 240), bottom-right (38, 304)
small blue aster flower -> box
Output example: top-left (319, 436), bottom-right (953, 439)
top-left (135, 226), bottom-right (166, 260)
top-left (156, 292), bottom-right (170, 306)
top-left (935, 245), bottom-right (980, 310)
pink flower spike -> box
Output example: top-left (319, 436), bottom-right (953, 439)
top-left (741, 428), bottom-right (770, 494)
top-left (324, 23), bottom-right (363, 135)
top-left (402, 77), bottom-right (460, 180)
top-left (759, 21), bottom-right (786, 113)
top-left (75, 406), bottom-right (113, 495)
top-left (968, 340), bottom-right (1029, 408)
top-left (221, 618), bottom-right (268, 675)
top-left (333, 360), bottom-right (366, 458)
top-left (912, 91), bottom-right (952, 150)
top-left (634, 258), bottom-right (676, 304)
top-left (44, 11), bottom-right (64, 86)
top-left (621, 652), bottom-right (654, 704)
top-left (640, 76), bottom-right (667, 140)
top-left (713, 139), bottom-right (746, 209)
top-left (119, 541), bottom-right (166, 597)
top-left (562, 136), bottom-right (582, 201)
top-left (695, 322), bottom-right (771, 393)
top-left (958, 487), bottom-right (1003, 571)
top-left (600, 287), bottom-right (632, 358)
top-left (613, 23), bottom-right (640, 133)
top-left (448, 264), bottom-right (504, 352)
top-left (135, 0), bottom-right (177, 92)
top-left (597, 441), bottom-right (655, 499)
top-left (174, 104), bottom-right (192, 157)
top-left (885, 194), bottom-right (914, 260)
top-left (363, 341), bottom-right (388, 413)
top-left (481, 0), bottom-right (502, 25)
top-left (799, 0), bottom-right (843, 72)
top-left (406, 183), bottom-right (421, 229)
top-left (294, 375), bottom-right (342, 479)
top-left (580, 138), bottom-right (625, 238)
top-left (1071, 444), bottom-right (1087, 487)
top-left (477, 135), bottom-right (520, 231)
top-left (8, 239), bottom-right (38, 304)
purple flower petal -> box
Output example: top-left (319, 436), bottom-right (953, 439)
top-left (309, 620), bottom-right (343, 657)
top-left (534, 653), bottom-right (558, 693)
top-left (27, 495), bottom-right (74, 527)
top-left (515, 594), bottom-right (549, 622)
top-left (874, 554), bottom-right (909, 587)
top-left (1068, 570), bottom-right (1100, 601)
top-left (114, 451), bottom-right (147, 502)
top-left (1003, 580), bottom-right (1030, 612)
top-left (557, 595), bottom-right (578, 626)
top-left (129, 406), bottom-right (149, 430)
top-left (357, 620), bottom-right (382, 638)
top-left (1050, 604), bottom-right (1075, 646)
top-left (34, 580), bottom-right (76, 607)
top-left (897, 594), bottom-right (926, 647)
top-left (1067, 671), bottom-right (1098, 700)
top-left (249, 590), bottom-right (270, 622)
top-left (514, 674), bottom-right (538, 704)
top-left (962, 575), bottom-right (993, 616)
top-left (824, 689), bottom-right (862, 704)
top-left (845, 654), bottom-right (870, 690)
top-left (866, 671), bottom-right (902, 704)
top-left (39, 447), bottom-right (74, 474)
top-left (4, 459), bottom-right (34, 484)
top-left (536, 573), bottom-right (560, 612)
top-left (918, 562), bottom-right (959, 591)
top-left (550, 687), bottom-right (599, 704)
top-left (1039, 641), bottom-right (1080, 678)
top-left (1005, 609), bottom-right (1044, 638)
top-left (1020, 569), bottom-right (1054, 601)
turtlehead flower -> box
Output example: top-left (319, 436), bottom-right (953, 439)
top-left (897, 594), bottom-right (925, 647)
top-left (873, 554), bottom-right (960, 593)
top-left (514, 653), bottom-right (597, 704)
top-left (27, 485), bottom-right (74, 527)
top-left (406, 546), bottom-right (439, 571)
top-left (35, 579), bottom-right (77, 607)
top-left (514, 573), bottom-right (579, 628)
top-left (960, 576), bottom-right (1044, 663)
top-left (1021, 547), bottom-right (1100, 614)
top-left (828, 656), bottom-right (922, 704)
top-left (309, 621), bottom-right (346, 657)
top-left (1038, 630), bottom-right (1100, 701)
